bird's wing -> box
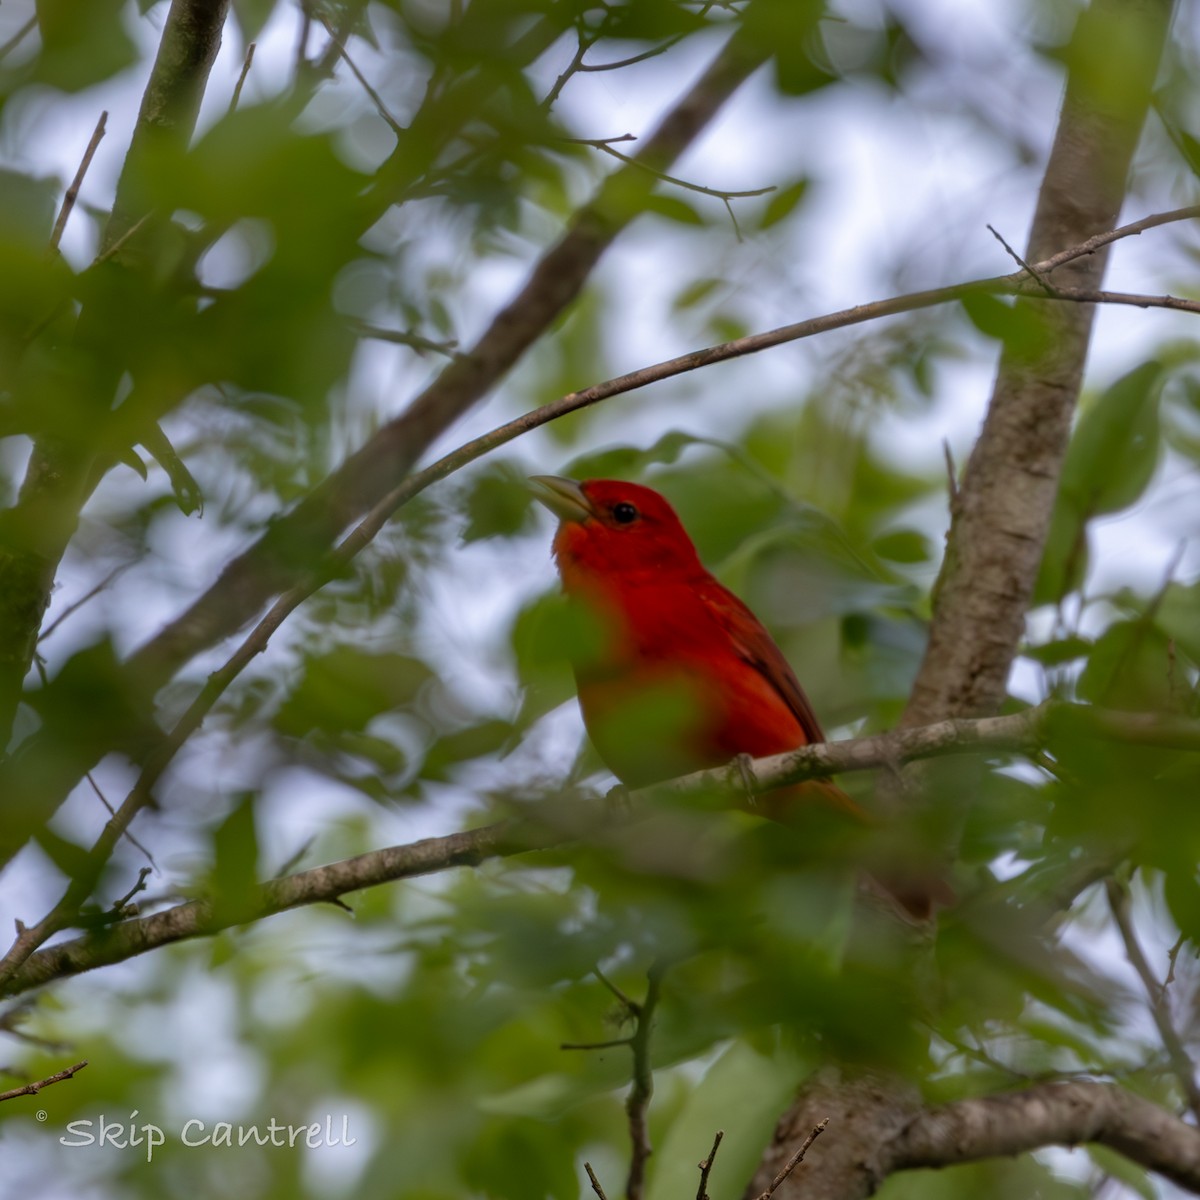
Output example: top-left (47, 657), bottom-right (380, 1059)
top-left (695, 577), bottom-right (826, 745)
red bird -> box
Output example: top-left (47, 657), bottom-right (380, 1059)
top-left (529, 475), bottom-right (852, 818)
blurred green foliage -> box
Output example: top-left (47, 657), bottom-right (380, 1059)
top-left (0, 2), bottom-right (1198, 1200)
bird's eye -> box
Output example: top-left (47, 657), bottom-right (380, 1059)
top-left (611, 502), bottom-right (639, 525)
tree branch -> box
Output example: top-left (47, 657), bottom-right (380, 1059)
top-left (900, 0), bottom-right (1176, 728)
top-left (0, 1059), bottom-right (88, 1103)
top-left (750, 1), bottom-right (1179, 1193)
top-left (3, 702), bottom-right (1197, 998)
top-left (891, 1080), bottom-right (1200, 1195)
top-left (0, 0), bottom-right (231, 745)
top-left (746, 1073), bottom-right (1200, 1200)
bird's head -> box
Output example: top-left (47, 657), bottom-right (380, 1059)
top-left (529, 476), bottom-right (703, 582)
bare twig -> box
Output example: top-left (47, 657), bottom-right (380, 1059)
top-left (942, 438), bottom-right (959, 506)
top-left (229, 42), bottom-right (256, 113)
top-left (49, 112), bottom-right (108, 253)
top-left (1164, 933), bottom-right (1186, 991)
top-left (542, 21), bottom-right (602, 111)
top-left (112, 867), bottom-right (153, 914)
top-left (752, 1119), bottom-right (830, 1200)
top-left (1105, 879), bottom-right (1200, 1120)
top-left (594, 967), bottom-right (641, 1015)
top-left (987, 222), bottom-right (1051, 293)
top-left (696, 1130), bottom-right (724, 1200)
top-left (0, 14), bottom-right (37, 63)
top-left (350, 321), bottom-right (461, 357)
top-left (316, 13), bottom-right (405, 135)
top-left (0, 1060), bottom-right (88, 1104)
top-left (625, 965), bottom-right (665, 1200)
top-left (39, 560), bottom-right (134, 642)
top-left (587, 139), bottom-right (775, 201)
top-left (1037, 285), bottom-right (1200, 316)
top-left (85, 772), bottom-right (157, 867)
top-left (585, 1162), bottom-right (611, 1200)
top-left (89, 213), bottom-right (151, 268)
top-left (580, 39), bottom-right (688, 73)
top-left (561, 1037), bottom-right (635, 1051)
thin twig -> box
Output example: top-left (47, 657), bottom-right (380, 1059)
top-left (295, 0), bottom-right (312, 71)
top-left (316, 13), bottom-right (404, 135)
top-left (1106, 879), bottom-right (1200, 1121)
top-left (752, 1118), bottom-right (830, 1200)
top-left (85, 772), bottom-right (156, 867)
top-left (585, 1162), bottom-right (611, 1200)
top-left (350, 321), bottom-right (461, 357)
top-left (594, 967), bottom-right (641, 1015)
top-left (0, 14), bottom-right (37, 63)
top-left (39, 560), bottom-right (134, 642)
top-left (580, 38), bottom-right (688, 73)
top-left (49, 112), bottom-right (107, 253)
top-left (587, 139), bottom-right (775, 200)
top-left (542, 21), bottom-right (602, 111)
top-left (0, 1059), bottom-right (88, 1103)
top-left (696, 1130), bottom-right (724, 1200)
top-left (561, 133), bottom-right (638, 147)
top-left (942, 438), bottom-right (959, 507)
top-left (89, 213), bottom-right (151, 268)
top-left (625, 964), bottom-right (666, 1200)
top-left (562, 1037), bottom-right (635, 1051)
top-left (112, 867), bottom-right (153, 914)
top-left (1164, 933), bottom-right (1186, 991)
top-left (229, 42), bottom-right (256, 113)
top-left (987, 222), bottom-right (1052, 293)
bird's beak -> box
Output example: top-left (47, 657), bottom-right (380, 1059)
top-left (528, 475), bottom-right (594, 524)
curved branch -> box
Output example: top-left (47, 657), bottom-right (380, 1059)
top-left (4, 702), bottom-right (1197, 998)
top-left (892, 1080), bottom-right (1200, 1195)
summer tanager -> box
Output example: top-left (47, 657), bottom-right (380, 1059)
top-left (531, 475), bottom-right (943, 918)
top-left (530, 475), bottom-right (853, 817)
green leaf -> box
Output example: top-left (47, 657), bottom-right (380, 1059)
top-left (1084, 1146), bottom-right (1156, 1200)
top-left (208, 792), bottom-right (260, 922)
top-left (1035, 362), bottom-right (1164, 603)
top-left (275, 647), bottom-right (435, 736)
top-left (1156, 579), bottom-right (1200, 662)
top-left (960, 293), bottom-right (1055, 363)
top-left (742, 0), bottom-right (835, 96)
top-left (230, 0), bottom-right (279, 44)
top-left (671, 277), bottom-right (722, 312)
top-left (460, 462), bottom-right (538, 543)
top-left (646, 1039), bottom-right (810, 1200)
top-left (871, 528), bottom-right (930, 564)
top-left (1077, 620), bottom-right (1174, 709)
top-left (35, 0), bottom-right (138, 90)
top-left (1060, 361), bottom-right (1164, 516)
top-left (759, 177), bottom-right (810, 229)
top-left (1032, 497), bottom-right (1089, 606)
top-left (1023, 635), bottom-right (1093, 667)
top-left (645, 194), bottom-right (706, 226)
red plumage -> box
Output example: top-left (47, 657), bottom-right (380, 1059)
top-left (531, 476), bottom-right (853, 817)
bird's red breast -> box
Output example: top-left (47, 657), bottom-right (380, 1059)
top-left (529, 475), bottom-right (852, 816)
